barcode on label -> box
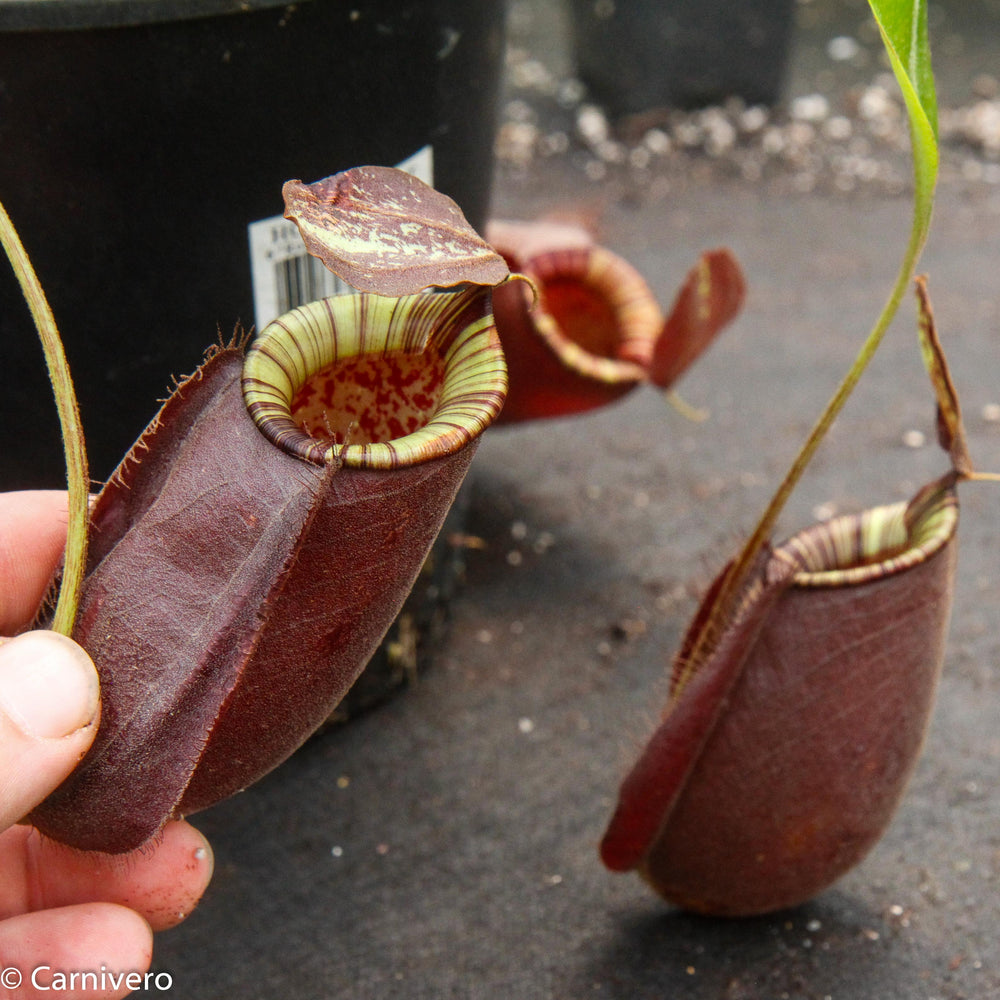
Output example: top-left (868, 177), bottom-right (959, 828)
top-left (248, 146), bottom-right (434, 332)
top-left (276, 249), bottom-right (352, 316)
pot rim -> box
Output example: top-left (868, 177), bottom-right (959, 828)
top-left (0, 0), bottom-right (310, 32)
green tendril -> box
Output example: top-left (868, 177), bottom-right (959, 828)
top-left (0, 201), bottom-right (89, 636)
top-left (682, 0), bottom-right (940, 680)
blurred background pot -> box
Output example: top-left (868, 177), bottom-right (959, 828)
top-left (567, 0), bottom-right (795, 117)
top-left (0, 0), bottom-right (505, 488)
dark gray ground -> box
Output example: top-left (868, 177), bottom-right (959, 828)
top-left (153, 2), bottom-right (1000, 997)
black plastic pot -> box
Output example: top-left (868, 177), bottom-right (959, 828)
top-left (568, 0), bottom-right (795, 116)
top-left (0, 0), bottom-right (506, 488)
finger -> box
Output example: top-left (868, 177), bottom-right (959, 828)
top-left (0, 902), bottom-right (152, 1000)
top-left (0, 632), bottom-right (100, 829)
top-left (0, 492), bottom-right (70, 634)
top-left (0, 821), bottom-right (214, 933)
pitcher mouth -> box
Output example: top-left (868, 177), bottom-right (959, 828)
top-left (771, 480), bottom-right (958, 588)
top-left (242, 287), bottom-right (507, 469)
top-left (521, 245), bottom-right (659, 384)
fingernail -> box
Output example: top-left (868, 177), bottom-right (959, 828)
top-left (0, 631), bottom-right (100, 739)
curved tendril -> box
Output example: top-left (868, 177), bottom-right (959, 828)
top-left (0, 201), bottom-right (89, 636)
top-left (681, 0), bottom-right (939, 680)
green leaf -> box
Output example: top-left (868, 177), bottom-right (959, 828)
top-left (867, 0), bottom-right (939, 243)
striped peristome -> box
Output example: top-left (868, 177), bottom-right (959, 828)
top-left (669, 477), bottom-right (959, 700)
top-left (523, 245), bottom-right (657, 386)
top-left (772, 479), bottom-right (958, 588)
top-left (242, 286), bottom-right (507, 469)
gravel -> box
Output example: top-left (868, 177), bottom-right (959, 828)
top-left (496, 3), bottom-right (1000, 199)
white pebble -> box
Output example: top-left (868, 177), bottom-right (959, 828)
top-left (761, 125), bottom-right (786, 156)
top-left (740, 105), bottom-right (769, 133)
top-left (702, 114), bottom-right (737, 156)
top-left (643, 127), bottom-right (672, 155)
top-left (533, 531), bottom-right (557, 553)
top-left (674, 120), bottom-right (703, 148)
top-left (628, 145), bottom-right (652, 169)
top-left (858, 85), bottom-right (899, 122)
top-left (596, 138), bottom-right (627, 163)
top-left (556, 77), bottom-right (587, 107)
top-left (790, 93), bottom-right (830, 123)
top-left (539, 131), bottom-right (570, 156)
top-left (812, 501), bottom-right (838, 521)
top-left (576, 103), bottom-right (610, 145)
top-left (827, 35), bottom-right (861, 62)
top-left (823, 115), bottom-right (853, 141)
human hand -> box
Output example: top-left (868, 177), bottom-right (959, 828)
top-left (0, 491), bottom-right (213, 999)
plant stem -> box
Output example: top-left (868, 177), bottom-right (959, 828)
top-left (667, 1), bottom-right (942, 691)
top-left (678, 201), bottom-right (934, 691)
top-left (717, 220), bottom-right (926, 625)
top-left (0, 201), bottom-right (89, 636)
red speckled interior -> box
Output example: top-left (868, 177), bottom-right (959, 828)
top-left (289, 347), bottom-right (447, 445)
top-left (543, 279), bottom-right (620, 359)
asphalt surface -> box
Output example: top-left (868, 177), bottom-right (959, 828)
top-left (149, 2), bottom-right (1000, 997)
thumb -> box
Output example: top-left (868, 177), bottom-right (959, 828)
top-left (0, 630), bottom-right (100, 830)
